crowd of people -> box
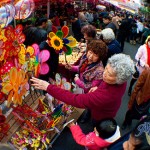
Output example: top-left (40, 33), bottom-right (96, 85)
top-left (2, 2), bottom-right (150, 150)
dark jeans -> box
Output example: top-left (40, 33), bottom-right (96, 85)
top-left (123, 101), bottom-right (149, 126)
top-left (130, 32), bottom-right (137, 41)
top-left (117, 34), bottom-right (126, 51)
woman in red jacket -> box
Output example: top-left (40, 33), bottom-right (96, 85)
top-left (31, 54), bottom-right (135, 123)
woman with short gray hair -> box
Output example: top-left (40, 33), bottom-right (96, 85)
top-left (107, 54), bottom-right (135, 84)
top-left (101, 28), bottom-right (122, 66)
top-left (31, 54), bottom-right (135, 123)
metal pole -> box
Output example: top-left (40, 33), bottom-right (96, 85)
top-left (47, 0), bottom-right (50, 19)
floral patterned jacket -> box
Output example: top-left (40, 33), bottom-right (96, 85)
top-left (71, 54), bottom-right (104, 93)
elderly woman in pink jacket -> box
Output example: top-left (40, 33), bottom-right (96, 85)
top-left (31, 54), bottom-right (135, 123)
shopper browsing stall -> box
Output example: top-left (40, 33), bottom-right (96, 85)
top-left (65, 40), bottom-right (107, 93)
top-left (31, 54), bottom-right (135, 123)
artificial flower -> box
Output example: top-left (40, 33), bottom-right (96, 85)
top-left (48, 26), bottom-right (77, 55)
top-left (4, 24), bottom-right (25, 58)
top-left (50, 35), bottom-right (64, 51)
top-left (2, 67), bottom-right (28, 106)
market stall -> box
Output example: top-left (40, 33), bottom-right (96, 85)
top-left (0, 1), bottom-right (84, 149)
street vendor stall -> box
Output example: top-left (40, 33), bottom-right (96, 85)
top-left (0, 1), bottom-right (84, 148)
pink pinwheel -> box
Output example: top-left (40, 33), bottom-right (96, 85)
top-left (32, 44), bottom-right (50, 77)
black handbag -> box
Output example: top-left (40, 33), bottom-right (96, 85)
top-left (134, 99), bottom-right (150, 114)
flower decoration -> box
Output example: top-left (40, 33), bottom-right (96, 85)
top-left (15, 0), bottom-right (35, 20)
top-left (0, 39), bottom-right (5, 62)
top-left (50, 35), bottom-right (64, 51)
top-left (32, 44), bottom-right (50, 77)
top-left (4, 24), bottom-right (25, 59)
top-left (18, 44), bottom-right (35, 65)
top-left (48, 26), bottom-right (77, 55)
top-left (2, 67), bottom-right (28, 106)
top-left (0, 4), bottom-right (15, 28)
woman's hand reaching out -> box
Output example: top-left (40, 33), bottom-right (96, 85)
top-left (30, 77), bottom-right (49, 91)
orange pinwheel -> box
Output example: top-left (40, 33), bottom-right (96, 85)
top-left (2, 67), bottom-right (28, 106)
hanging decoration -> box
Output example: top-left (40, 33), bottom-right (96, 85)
top-left (2, 67), bottom-right (28, 106)
top-left (15, 0), bottom-right (35, 20)
top-left (48, 25), bottom-right (77, 63)
top-left (0, 4), bottom-right (15, 28)
top-left (4, 24), bottom-right (25, 59)
top-left (32, 43), bottom-right (50, 77)
top-left (49, 26), bottom-right (77, 55)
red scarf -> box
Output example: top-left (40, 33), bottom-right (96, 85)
top-left (147, 44), bottom-right (150, 66)
top-left (80, 60), bottom-right (88, 73)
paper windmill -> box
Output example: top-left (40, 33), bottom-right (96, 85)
top-left (32, 44), bottom-right (50, 77)
top-left (0, 4), bottom-right (15, 28)
top-left (48, 25), bottom-right (77, 55)
top-left (15, 0), bottom-right (35, 20)
top-left (4, 24), bottom-right (25, 59)
top-left (18, 44), bottom-right (35, 65)
top-left (2, 67), bottom-right (28, 106)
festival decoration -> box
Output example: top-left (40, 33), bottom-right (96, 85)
top-left (18, 44), bottom-right (35, 65)
top-left (4, 24), bottom-right (25, 59)
top-left (0, 60), bottom-right (15, 77)
top-left (11, 129), bottom-right (50, 149)
top-left (0, 4), bottom-right (15, 28)
top-left (15, 0), bottom-right (35, 20)
top-left (32, 43), bottom-right (50, 76)
top-left (48, 26), bottom-right (77, 56)
top-left (2, 67), bottom-right (28, 106)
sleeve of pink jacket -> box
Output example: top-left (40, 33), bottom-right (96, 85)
top-left (70, 124), bottom-right (110, 147)
top-left (71, 66), bottom-right (79, 72)
top-left (75, 79), bottom-right (102, 92)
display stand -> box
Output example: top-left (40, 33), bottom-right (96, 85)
top-left (0, 87), bottom-right (84, 149)
top-left (0, 88), bottom-right (41, 143)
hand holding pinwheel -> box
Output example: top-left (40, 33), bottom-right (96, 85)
top-left (30, 77), bottom-right (49, 91)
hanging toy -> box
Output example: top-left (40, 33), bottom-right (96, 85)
top-left (48, 25), bottom-right (77, 63)
top-left (2, 67), bottom-right (28, 106)
top-left (32, 44), bottom-right (50, 77)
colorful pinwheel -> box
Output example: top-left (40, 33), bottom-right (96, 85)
top-left (2, 67), bottom-right (28, 106)
top-left (4, 24), bottom-right (25, 59)
top-left (18, 44), bottom-right (35, 65)
top-left (32, 44), bottom-right (50, 77)
top-left (48, 26), bottom-right (77, 56)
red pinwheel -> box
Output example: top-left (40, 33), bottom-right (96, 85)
top-left (4, 24), bottom-right (25, 58)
